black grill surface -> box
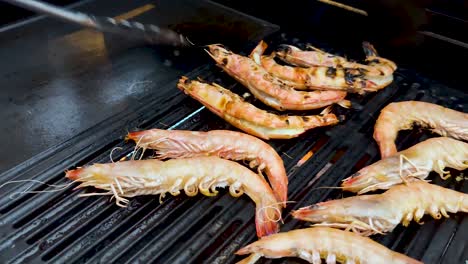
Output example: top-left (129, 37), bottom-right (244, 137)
top-left (1, 2), bottom-right (467, 264)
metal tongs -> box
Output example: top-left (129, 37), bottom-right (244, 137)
top-left (3, 0), bottom-right (192, 47)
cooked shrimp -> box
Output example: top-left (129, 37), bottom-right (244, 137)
top-left (275, 43), bottom-right (350, 68)
top-left (374, 101), bottom-right (468, 158)
top-left (276, 42), bottom-right (397, 77)
top-left (177, 77), bottom-right (340, 140)
top-left (235, 227), bottom-right (422, 264)
top-left (65, 156), bottom-right (281, 237)
top-left (126, 129), bottom-right (288, 206)
top-left (206, 44), bottom-right (348, 111)
top-left (292, 181), bottom-right (468, 236)
top-left (251, 41), bottom-right (393, 93)
top-left (342, 137), bottom-right (468, 194)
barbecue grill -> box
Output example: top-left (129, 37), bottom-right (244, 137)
top-left (0, 0), bottom-right (466, 263)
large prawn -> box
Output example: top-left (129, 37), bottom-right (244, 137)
top-left (177, 77), bottom-right (340, 140)
top-left (206, 44), bottom-right (348, 111)
top-left (275, 43), bottom-right (352, 68)
top-left (275, 42), bottom-right (397, 77)
top-left (374, 101), bottom-right (468, 158)
top-left (293, 181), bottom-right (468, 236)
top-left (341, 137), bottom-right (468, 194)
top-left (65, 156), bottom-right (281, 238)
top-left (235, 227), bottom-right (422, 264)
top-left (126, 129), bottom-right (288, 206)
top-left (251, 41), bottom-right (394, 93)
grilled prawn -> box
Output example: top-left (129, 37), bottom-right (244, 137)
top-left (275, 43), bottom-right (351, 68)
top-left (126, 129), bottom-right (288, 206)
top-left (235, 227), bottom-right (422, 264)
top-left (276, 42), bottom-right (397, 77)
top-left (292, 181), bottom-right (468, 236)
top-left (206, 44), bottom-right (348, 111)
top-left (342, 137), bottom-right (468, 194)
top-left (251, 41), bottom-right (394, 93)
top-left (177, 77), bottom-right (339, 140)
top-left (65, 157), bottom-right (281, 237)
top-left (374, 101), bottom-right (468, 158)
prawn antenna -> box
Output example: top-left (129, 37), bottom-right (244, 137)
top-left (110, 147), bottom-right (123, 163)
top-left (308, 185), bottom-right (346, 191)
top-left (258, 197), bottom-right (298, 224)
top-left (1, 179), bottom-right (76, 200)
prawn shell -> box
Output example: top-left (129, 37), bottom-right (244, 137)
top-left (235, 227), bottom-right (423, 264)
top-left (292, 181), bottom-right (468, 236)
top-left (126, 128), bottom-right (289, 206)
top-left (207, 44), bottom-right (348, 111)
top-left (342, 137), bottom-right (468, 194)
top-left (374, 101), bottom-right (468, 158)
top-left (65, 157), bottom-right (281, 238)
top-left (176, 77), bottom-right (339, 140)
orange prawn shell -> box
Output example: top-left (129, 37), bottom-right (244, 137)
top-left (176, 77), bottom-right (339, 140)
top-left (342, 137), bottom-right (468, 194)
top-left (374, 101), bottom-right (468, 158)
top-left (206, 44), bottom-right (348, 111)
top-left (292, 181), bottom-right (468, 236)
top-left (126, 128), bottom-right (289, 206)
top-left (66, 157), bottom-right (281, 238)
top-left (236, 227), bottom-right (423, 264)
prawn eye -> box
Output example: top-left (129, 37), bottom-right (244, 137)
top-left (222, 58), bottom-right (228, 65)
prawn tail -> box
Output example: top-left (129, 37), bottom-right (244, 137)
top-left (235, 253), bottom-right (262, 264)
top-left (337, 99), bottom-right (352, 109)
top-left (362, 41), bottom-right (378, 57)
top-left (249, 40), bottom-right (268, 65)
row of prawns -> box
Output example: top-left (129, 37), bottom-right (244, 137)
top-left (66, 129), bottom-right (288, 238)
top-left (235, 101), bottom-right (467, 264)
top-left (64, 100), bottom-right (467, 264)
top-left (63, 36), bottom-right (466, 263)
top-left (177, 39), bottom-right (397, 140)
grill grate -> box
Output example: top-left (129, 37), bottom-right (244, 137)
top-left (0, 31), bottom-right (467, 264)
